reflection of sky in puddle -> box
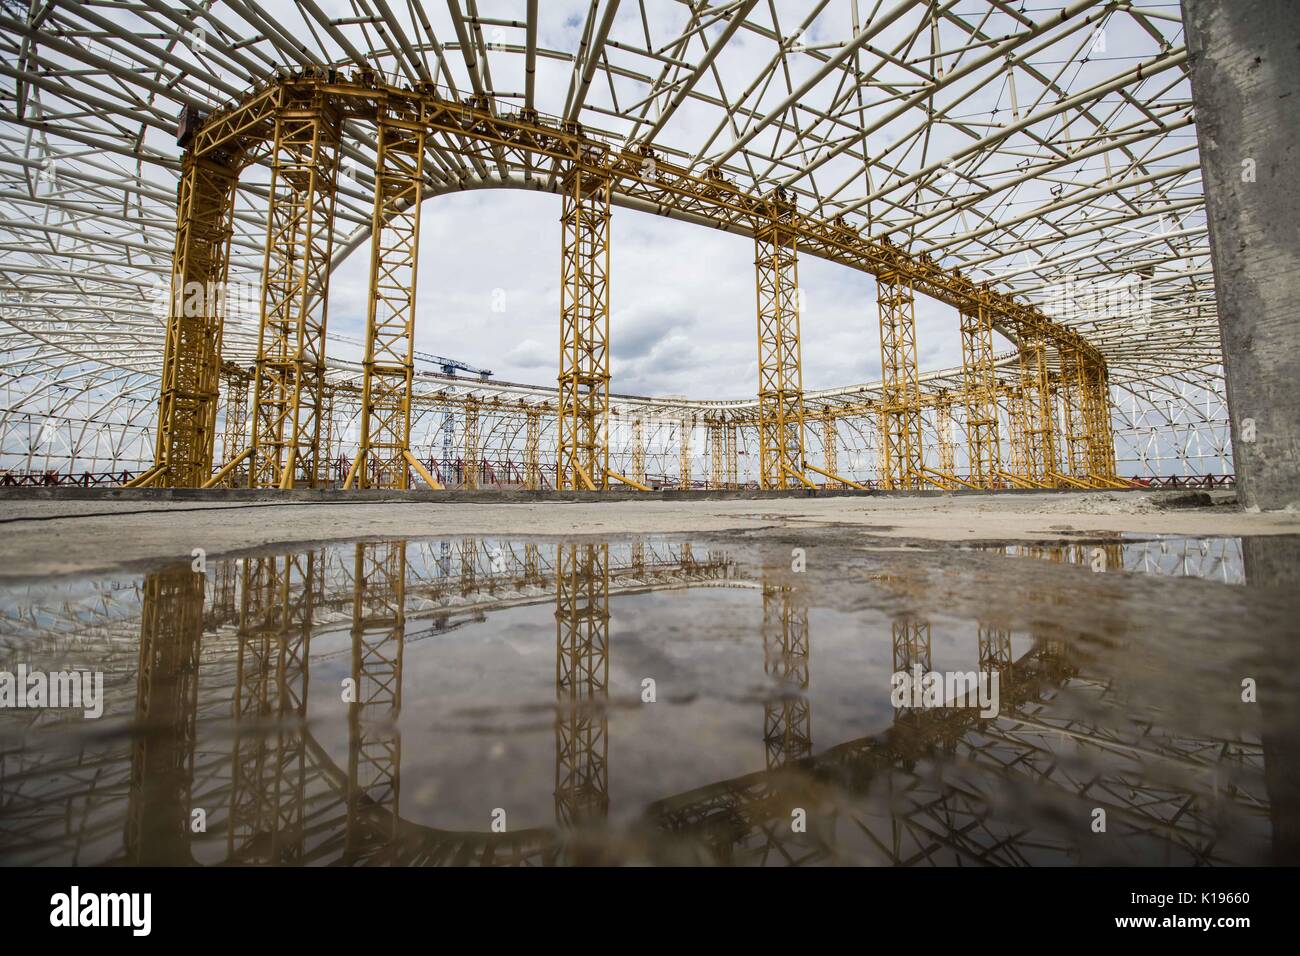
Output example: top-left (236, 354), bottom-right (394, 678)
top-left (0, 535), bottom-right (1284, 866)
top-left (989, 534), bottom-right (1245, 584)
top-left (305, 593), bottom-right (1014, 833)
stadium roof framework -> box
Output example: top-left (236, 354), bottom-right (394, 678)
top-left (0, 1), bottom-right (1227, 483)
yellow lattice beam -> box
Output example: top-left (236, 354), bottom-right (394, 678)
top-left (557, 159), bottom-right (611, 491)
top-left (133, 156), bottom-right (239, 488)
top-left (959, 304), bottom-right (1001, 488)
top-left (248, 98), bottom-right (341, 489)
top-left (877, 271), bottom-right (924, 489)
top-left (754, 195), bottom-right (807, 489)
top-left (354, 113), bottom-right (431, 489)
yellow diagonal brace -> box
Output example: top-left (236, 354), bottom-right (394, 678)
top-left (607, 469), bottom-right (650, 491)
top-left (403, 450), bottom-right (444, 490)
top-left (202, 447), bottom-right (254, 488)
top-left (802, 460), bottom-right (869, 491)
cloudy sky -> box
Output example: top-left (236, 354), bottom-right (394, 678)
top-left (325, 186), bottom-right (970, 399)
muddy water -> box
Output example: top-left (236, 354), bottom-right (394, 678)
top-left (1, 534), bottom-right (1295, 865)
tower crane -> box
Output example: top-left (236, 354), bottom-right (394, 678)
top-left (330, 333), bottom-right (494, 380)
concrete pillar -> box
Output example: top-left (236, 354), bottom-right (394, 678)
top-left (1182, 0), bottom-right (1300, 510)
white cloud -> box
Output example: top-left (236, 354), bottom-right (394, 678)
top-left (326, 185), bottom-right (970, 398)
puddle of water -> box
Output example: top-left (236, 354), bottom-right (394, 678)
top-left (0, 536), bottom-right (1289, 866)
top-left (987, 534), bottom-right (1246, 584)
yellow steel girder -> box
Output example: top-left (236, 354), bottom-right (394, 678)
top-left (725, 423), bottom-right (739, 490)
top-left (557, 160), bottom-right (611, 491)
top-left (352, 115), bottom-right (430, 489)
top-left (147, 74), bottom-right (1119, 492)
top-left (218, 364), bottom-right (251, 487)
top-left (754, 202), bottom-right (809, 489)
top-left (461, 397), bottom-right (480, 489)
top-left (935, 391), bottom-right (956, 479)
top-left (1082, 359), bottom-right (1120, 482)
top-left (524, 408), bottom-right (542, 490)
top-left (1016, 336), bottom-right (1056, 486)
top-left (248, 100), bottom-right (341, 489)
top-left (708, 420), bottom-right (724, 489)
top-left (631, 417), bottom-right (646, 487)
top-left (1058, 346), bottom-right (1090, 481)
top-left (959, 304), bottom-right (1002, 488)
top-left (678, 417), bottom-right (692, 489)
top-left (877, 272), bottom-right (924, 490)
top-left (134, 156), bottom-right (239, 488)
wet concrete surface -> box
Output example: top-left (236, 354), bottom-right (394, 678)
top-left (1, 523), bottom-right (1296, 866)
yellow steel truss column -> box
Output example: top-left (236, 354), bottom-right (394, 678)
top-left (678, 416), bottom-right (692, 490)
top-left (134, 156), bottom-right (239, 488)
top-left (821, 411), bottom-right (840, 488)
top-left (248, 97), bottom-right (341, 489)
top-left (127, 565), bottom-right (205, 863)
top-left (1100, 365), bottom-right (1118, 479)
top-left (462, 396), bottom-right (479, 489)
top-left (725, 423), bottom-right (739, 489)
top-left (352, 113), bottom-right (434, 489)
top-left (935, 391), bottom-right (956, 478)
top-left (708, 419), bottom-right (723, 489)
top-left (319, 383), bottom-right (337, 485)
top-left (631, 417), bottom-right (646, 486)
top-left (1082, 358), bottom-right (1120, 483)
top-left (993, 385), bottom-right (1013, 481)
top-left (1058, 347), bottom-right (1089, 481)
top-left (865, 405), bottom-right (884, 486)
top-left (219, 364), bottom-right (250, 487)
top-left (1017, 335), bottom-right (1056, 486)
top-left (557, 155), bottom-right (611, 491)
top-left (762, 581), bottom-right (811, 768)
top-left (554, 542), bottom-right (610, 826)
top-left (959, 303), bottom-right (1001, 488)
top-left (346, 541), bottom-right (406, 861)
top-left (754, 198), bottom-right (809, 489)
top-left (877, 272), bottom-right (924, 489)
top-left (524, 407), bottom-right (541, 490)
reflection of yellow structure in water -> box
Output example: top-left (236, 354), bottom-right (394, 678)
top-left (890, 617), bottom-right (936, 751)
top-left (553, 543), bottom-right (610, 826)
top-left (229, 551), bottom-right (318, 863)
top-left (346, 542), bottom-right (406, 862)
top-left (979, 625), bottom-right (1013, 695)
top-left (892, 619), bottom-right (932, 680)
top-left (762, 580), bottom-right (811, 768)
top-left (0, 540), bottom-right (1273, 867)
top-left (128, 565), bottom-right (205, 864)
